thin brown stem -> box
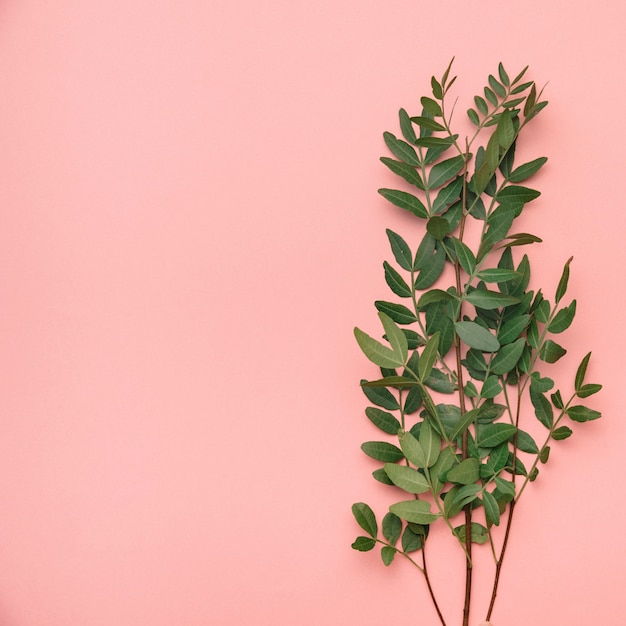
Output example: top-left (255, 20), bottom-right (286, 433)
top-left (422, 542), bottom-right (448, 626)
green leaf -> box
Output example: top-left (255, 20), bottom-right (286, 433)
top-left (575, 352), bottom-right (591, 391)
top-left (365, 407), bottom-right (401, 435)
top-left (403, 384), bottom-right (423, 414)
top-left (421, 96), bottom-right (442, 117)
top-left (454, 522), bottom-right (489, 545)
top-left (383, 132), bottom-right (420, 166)
top-left (555, 257), bottom-right (573, 303)
top-left (496, 185), bottom-right (541, 206)
top-left (386, 229), bottom-right (413, 271)
top-left (446, 458), bottom-right (479, 485)
top-left (551, 426), bottom-right (573, 441)
top-left (361, 376), bottom-right (418, 389)
top-left (577, 383), bottom-right (602, 398)
top-left (382, 512), bottom-right (402, 544)
top-left (483, 490), bottom-right (501, 526)
top-left (490, 337), bottom-right (525, 375)
top-left (489, 74), bottom-right (506, 98)
top-left (466, 289), bottom-right (520, 310)
top-left (449, 407), bottom-right (480, 441)
top-left (401, 525), bottom-right (423, 552)
top-left (530, 388), bottom-right (553, 428)
top-left (361, 381), bottom-right (400, 410)
top-left (417, 289), bottom-right (453, 309)
top-left (381, 546), bottom-right (396, 566)
top-left (399, 431), bottom-right (427, 468)
top-left (361, 441), bottom-right (405, 462)
top-left (372, 468), bottom-right (394, 485)
top-left (478, 423), bottom-right (517, 448)
top-left (498, 314), bottom-right (530, 344)
top-left (351, 536), bottom-right (376, 551)
top-left (398, 108), bottom-right (417, 144)
top-left (467, 108), bottom-right (480, 125)
top-left (474, 95), bottom-right (488, 115)
top-left (419, 332), bottom-right (440, 381)
top-left (480, 375), bottom-right (502, 399)
top-left (384, 463), bottom-right (430, 494)
top-left (379, 311), bottom-right (408, 362)
top-left (375, 301), bottom-right (417, 325)
top-left (378, 188), bottom-right (428, 218)
top-left (501, 233), bottom-right (542, 248)
top-left (389, 499), bottom-right (440, 524)
top-left (432, 176), bottom-right (463, 215)
top-left (352, 502), bottom-right (378, 537)
top-left (496, 111), bottom-right (515, 148)
top-left (426, 216), bottom-right (451, 241)
top-left (431, 76), bottom-right (443, 99)
top-left (566, 405), bottom-right (601, 422)
top-left (410, 116), bottom-right (446, 132)
top-left (383, 261), bottom-right (412, 298)
top-left (354, 327), bottom-right (404, 368)
top-left (413, 233), bottom-right (436, 270)
top-left (476, 268), bottom-right (521, 283)
top-left (539, 446), bottom-right (550, 463)
top-left (380, 157), bottom-right (424, 189)
top-left (451, 238), bottom-right (476, 275)
top-left (419, 421), bottom-right (441, 468)
top-left (540, 340), bottom-right (567, 364)
top-left (516, 429), bottom-right (539, 453)
top-left (508, 157), bottom-right (548, 183)
top-left (498, 62), bottom-right (510, 86)
top-left (484, 86), bottom-right (498, 106)
top-left (455, 321), bottom-right (500, 352)
top-left (428, 155), bottom-right (465, 189)
top-left (494, 476), bottom-right (515, 498)
top-left (548, 300), bottom-right (576, 333)
top-left (413, 244), bottom-right (446, 289)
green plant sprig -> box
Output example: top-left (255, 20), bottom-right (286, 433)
top-left (351, 61), bottom-right (602, 626)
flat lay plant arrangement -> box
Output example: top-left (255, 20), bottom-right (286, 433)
top-left (351, 61), bottom-right (602, 626)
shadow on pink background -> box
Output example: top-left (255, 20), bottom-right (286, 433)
top-left (0, 1), bottom-right (623, 625)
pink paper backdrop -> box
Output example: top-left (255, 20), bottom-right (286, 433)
top-left (0, 1), bottom-right (623, 625)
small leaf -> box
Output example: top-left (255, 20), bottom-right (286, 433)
top-left (352, 502), bottom-right (378, 537)
top-left (489, 74), bottom-right (506, 97)
top-left (483, 490), bottom-right (500, 526)
top-left (530, 388), bottom-right (553, 428)
top-left (478, 423), bottom-right (517, 448)
top-left (354, 327), bottom-right (403, 368)
top-left (539, 446), bottom-right (550, 463)
top-left (577, 383), bottom-right (602, 398)
top-left (490, 338), bottom-right (526, 375)
top-left (399, 108), bottom-right (417, 144)
top-left (372, 468), bottom-right (394, 485)
top-left (516, 429), bottom-right (539, 454)
top-left (419, 421), bottom-right (441, 468)
top-left (498, 314), bottom-right (530, 344)
top-left (555, 257), bottom-right (573, 303)
top-left (551, 426), bottom-right (573, 440)
top-left (351, 536), bottom-right (376, 551)
top-left (432, 176), bottom-right (463, 215)
top-left (378, 188), bottom-right (428, 218)
top-left (383, 261), bottom-right (412, 298)
top-left (382, 512), bottom-right (402, 544)
top-left (401, 525), bottom-right (423, 552)
top-left (390, 499), bottom-right (440, 524)
top-left (476, 268), bottom-right (521, 283)
top-left (361, 441), bottom-right (405, 463)
top-left (540, 340), bottom-right (567, 364)
top-left (383, 132), bottom-right (420, 166)
top-left (384, 463), bottom-right (431, 494)
top-left (474, 95), bottom-right (488, 115)
top-left (410, 116), bottom-right (446, 132)
top-left (380, 157), bottom-right (424, 189)
top-left (467, 108), bottom-right (480, 125)
top-left (413, 244), bottom-right (446, 289)
top-left (421, 96), bottom-right (442, 117)
top-left (365, 407), bottom-right (401, 435)
top-left (498, 62), bottom-right (510, 86)
top-left (575, 352), bottom-right (591, 391)
top-left (381, 546), bottom-right (396, 565)
top-left (496, 185), bottom-right (541, 206)
top-left (454, 522), bottom-right (489, 545)
top-left (426, 216), bottom-right (451, 240)
top-left (455, 321), bottom-right (500, 352)
top-left (566, 405), bottom-right (601, 422)
top-left (501, 233), bottom-right (543, 248)
top-left (480, 375), bottom-right (502, 399)
top-left (386, 229), bottom-right (413, 271)
top-left (451, 238), bottom-right (476, 275)
top-left (375, 301), bottom-right (417, 325)
top-left (361, 381), bottom-right (400, 410)
top-left (399, 431), bottom-right (427, 468)
top-left (494, 476), bottom-right (515, 498)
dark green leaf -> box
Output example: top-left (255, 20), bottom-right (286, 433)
top-left (398, 108), bottom-right (417, 144)
top-left (432, 176), bottom-right (463, 215)
top-left (386, 229), bottom-right (413, 271)
top-left (382, 512), bottom-right (402, 544)
top-left (431, 76), bottom-right (443, 99)
top-left (498, 62), bottom-right (510, 86)
top-left (413, 233), bottom-right (436, 270)
top-left (490, 337), bottom-right (525, 375)
top-left (384, 463), bottom-right (430, 494)
top-left (381, 546), bottom-right (396, 565)
top-left (379, 312), bottom-right (408, 362)
top-left (551, 426), bottom-right (573, 440)
top-left (530, 388), bottom-right (553, 428)
top-left (380, 157), bottom-right (424, 189)
top-left (494, 476), bottom-right (516, 498)
top-left (508, 157), bottom-right (548, 183)
top-left (361, 376), bottom-right (418, 389)
top-left (417, 289), bottom-right (453, 309)
top-left (577, 383), bottom-right (602, 398)
top-left (516, 429), bottom-right (539, 453)
top-left (474, 95), bottom-right (488, 115)
top-left (361, 380), bottom-right (400, 410)
top-left (403, 384), bottom-right (423, 414)
top-left (489, 74), bottom-right (506, 97)
top-left (451, 238), bottom-right (476, 275)
top-left (539, 446), bottom-right (550, 463)
top-left (467, 108), bottom-right (480, 125)
top-left (496, 185), bottom-right (541, 206)
top-left (365, 407), bottom-right (401, 435)
top-left (361, 441), bottom-right (405, 462)
top-left (410, 116), bottom-right (446, 132)
top-left (498, 314), bottom-right (530, 344)
top-left (575, 352), bottom-right (591, 391)
top-left (484, 86), bottom-right (498, 106)
top-left (373, 467), bottom-right (394, 485)
top-left (390, 499), bottom-right (440, 524)
top-left (551, 390), bottom-right (564, 409)
top-left (401, 525), bottom-right (423, 552)
top-left (375, 301), bottom-right (417, 325)
top-left (548, 300), bottom-right (576, 333)
top-left (352, 502), bottom-right (378, 537)
top-left (555, 257), bottom-right (573, 303)
top-left (455, 321), bottom-right (500, 352)
top-left (476, 268), bottom-right (521, 283)
top-left (566, 405), bottom-right (601, 422)
top-left (540, 340), bottom-right (567, 364)
top-left (501, 233), bottom-right (542, 248)
top-left (449, 407), bottom-right (480, 441)
top-left (383, 261), bottom-right (412, 298)
top-left (421, 96), bottom-right (442, 117)
top-left (483, 490), bottom-right (500, 526)
top-left (424, 368), bottom-right (456, 394)
top-left (454, 522), bottom-right (489, 545)
top-left (383, 132), bottom-right (420, 166)
top-left (419, 332), bottom-right (440, 381)
top-left (414, 244), bottom-right (446, 289)
top-left (428, 155), bottom-right (465, 189)
top-left (426, 216), bottom-right (451, 240)
top-left (351, 536), bottom-right (376, 551)
top-left (378, 188), bottom-right (428, 218)
top-left (480, 375), bottom-right (502, 399)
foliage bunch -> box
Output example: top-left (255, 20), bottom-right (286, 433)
top-left (351, 61), bottom-right (602, 626)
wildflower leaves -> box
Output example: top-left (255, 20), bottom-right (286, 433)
top-left (351, 61), bottom-right (601, 572)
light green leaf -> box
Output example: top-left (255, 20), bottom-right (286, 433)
top-left (446, 458), bottom-right (479, 485)
top-left (480, 375), bottom-right (502, 399)
top-left (483, 490), bottom-right (501, 526)
top-left (466, 289), bottom-right (520, 310)
top-left (389, 499), bottom-right (440, 524)
top-left (352, 502), bottom-right (378, 537)
top-left (419, 332), bottom-right (440, 381)
top-left (379, 312), bottom-right (408, 364)
top-left (455, 321), bottom-right (500, 352)
top-left (476, 268), bottom-right (522, 283)
top-left (384, 463), bottom-right (431, 494)
top-left (354, 327), bottom-right (403, 368)
top-left (399, 431), bottom-right (427, 468)
top-left (419, 421), bottom-right (441, 468)
top-left (454, 521), bottom-right (489, 545)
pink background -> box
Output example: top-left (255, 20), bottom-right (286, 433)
top-left (0, 1), bottom-right (623, 625)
